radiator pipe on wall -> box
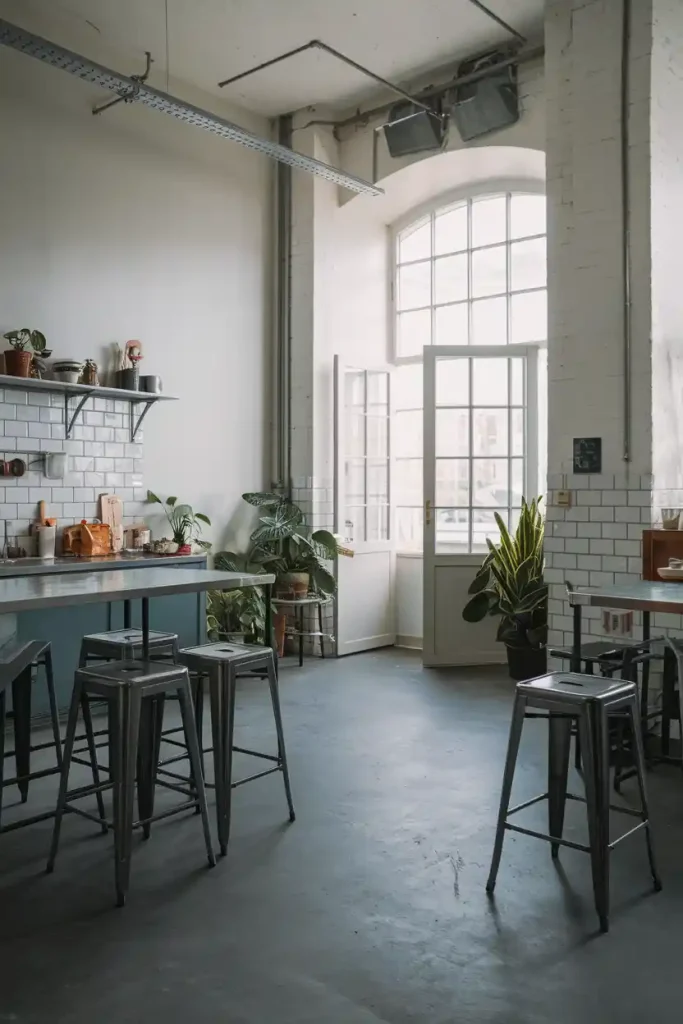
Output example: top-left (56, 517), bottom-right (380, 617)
top-left (621, 0), bottom-right (632, 462)
top-left (275, 115), bottom-right (293, 493)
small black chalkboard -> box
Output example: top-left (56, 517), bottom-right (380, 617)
top-left (573, 437), bottom-right (602, 474)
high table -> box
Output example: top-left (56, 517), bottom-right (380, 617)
top-left (567, 580), bottom-right (683, 754)
top-left (0, 567), bottom-right (275, 831)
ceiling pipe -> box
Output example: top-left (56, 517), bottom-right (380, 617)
top-left (465, 0), bottom-right (527, 44)
top-left (621, 0), bottom-right (632, 462)
top-left (0, 18), bottom-right (382, 196)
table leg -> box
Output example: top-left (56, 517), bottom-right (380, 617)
top-left (141, 597), bottom-right (149, 661)
top-left (264, 582), bottom-right (273, 651)
top-left (298, 605), bottom-right (304, 667)
top-left (641, 610), bottom-right (651, 748)
top-left (124, 600), bottom-right (132, 629)
top-left (571, 603), bottom-right (582, 673)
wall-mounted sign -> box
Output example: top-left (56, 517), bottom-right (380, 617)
top-left (573, 437), bottom-right (602, 474)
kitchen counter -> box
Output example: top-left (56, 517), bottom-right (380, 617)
top-left (0, 552), bottom-right (207, 577)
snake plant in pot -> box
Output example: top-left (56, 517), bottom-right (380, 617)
top-left (462, 497), bottom-right (547, 681)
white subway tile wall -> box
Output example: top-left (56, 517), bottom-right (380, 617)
top-left (0, 389), bottom-right (144, 553)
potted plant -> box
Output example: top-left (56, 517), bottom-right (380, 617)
top-left (146, 492), bottom-right (211, 553)
top-left (462, 497), bottom-right (547, 681)
top-left (207, 551), bottom-right (267, 643)
top-left (3, 328), bottom-right (47, 378)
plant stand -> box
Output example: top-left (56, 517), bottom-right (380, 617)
top-left (272, 596), bottom-right (333, 667)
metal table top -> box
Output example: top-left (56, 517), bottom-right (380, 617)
top-left (568, 580), bottom-right (683, 614)
top-left (0, 567), bottom-right (274, 615)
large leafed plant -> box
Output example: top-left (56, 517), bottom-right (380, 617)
top-left (462, 497), bottom-right (547, 650)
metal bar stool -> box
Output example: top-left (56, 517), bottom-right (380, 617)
top-left (487, 672), bottom-right (661, 933)
top-left (47, 660), bottom-right (215, 907)
top-left (178, 641), bottom-right (296, 855)
top-left (0, 639), bottom-right (62, 832)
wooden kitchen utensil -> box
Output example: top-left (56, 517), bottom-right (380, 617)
top-left (100, 494), bottom-right (124, 552)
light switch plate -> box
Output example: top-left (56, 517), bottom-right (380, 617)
top-left (555, 489), bottom-right (572, 507)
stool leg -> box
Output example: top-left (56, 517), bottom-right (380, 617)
top-left (548, 714), bottom-right (572, 858)
top-left (299, 606), bottom-right (304, 667)
top-left (661, 646), bottom-right (676, 757)
top-left (177, 678), bottom-right (215, 868)
top-left (0, 688), bottom-right (6, 831)
top-left (43, 649), bottom-right (62, 769)
top-left (80, 695), bottom-right (107, 832)
top-left (78, 640), bottom-right (88, 669)
top-left (580, 704), bottom-right (609, 933)
top-left (137, 696), bottom-right (164, 840)
top-left (111, 686), bottom-right (142, 907)
top-left (266, 656), bottom-right (296, 823)
top-left (318, 602), bottom-right (325, 658)
top-left (628, 696), bottom-right (662, 891)
top-left (486, 694), bottom-right (526, 893)
top-left (47, 679), bottom-right (83, 873)
top-left (11, 666), bottom-right (32, 803)
top-left (210, 665), bottom-right (235, 855)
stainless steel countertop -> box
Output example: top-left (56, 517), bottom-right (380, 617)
top-left (568, 580), bottom-right (683, 613)
top-left (0, 552), bottom-right (207, 578)
top-left (0, 568), bottom-right (273, 614)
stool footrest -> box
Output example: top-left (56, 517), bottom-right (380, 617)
top-left (505, 822), bottom-right (591, 853)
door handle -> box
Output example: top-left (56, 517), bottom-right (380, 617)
top-left (425, 499), bottom-right (432, 526)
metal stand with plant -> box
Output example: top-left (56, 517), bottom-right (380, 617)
top-left (462, 498), bottom-right (547, 681)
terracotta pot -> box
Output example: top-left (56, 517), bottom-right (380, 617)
top-left (274, 611), bottom-right (287, 658)
top-left (276, 572), bottom-right (309, 599)
top-left (4, 349), bottom-right (33, 377)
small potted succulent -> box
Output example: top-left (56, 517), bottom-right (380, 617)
top-left (146, 491), bottom-right (211, 553)
top-left (3, 328), bottom-right (47, 378)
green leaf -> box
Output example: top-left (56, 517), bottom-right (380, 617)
top-left (467, 570), bottom-right (491, 596)
top-left (30, 330), bottom-right (46, 352)
top-left (195, 513), bottom-right (211, 525)
top-left (462, 591), bottom-right (493, 622)
top-left (251, 504), bottom-right (303, 544)
top-left (146, 491), bottom-right (162, 505)
top-left (309, 563), bottom-right (336, 596)
top-left (242, 491), bottom-right (285, 507)
top-left (165, 496), bottom-right (178, 507)
top-left (311, 529), bottom-right (339, 557)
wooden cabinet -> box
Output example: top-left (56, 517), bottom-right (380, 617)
top-left (642, 529), bottom-right (683, 581)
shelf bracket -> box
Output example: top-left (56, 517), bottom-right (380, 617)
top-left (64, 391), bottom-right (92, 439)
top-left (130, 399), bottom-right (155, 442)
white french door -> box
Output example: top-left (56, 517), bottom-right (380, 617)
top-left (333, 356), bottom-right (395, 655)
top-left (423, 344), bottom-right (538, 666)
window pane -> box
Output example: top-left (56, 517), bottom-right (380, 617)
top-left (511, 238), bottom-right (546, 291)
top-left (394, 410), bottom-right (422, 457)
top-left (436, 460), bottom-right (469, 506)
top-left (473, 458), bottom-right (509, 504)
top-left (367, 371), bottom-right (388, 409)
top-left (435, 203), bottom-right (467, 255)
top-left (367, 415), bottom-right (388, 457)
top-left (471, 195), bottom-right (506, 247)
top-left (436, 357), bottom-right (469, 406)
top-left (471, 244), bottom-right (506, 298)
top-left (367, 460), bottom-right (388, 503)
top-left (346, 413), bottom-right (365, 456)
top-left (434, 253), bottom-right (467, 304)
top-left (397, 309), bottom-right (431, 356)
top-left (395, 364), bottom-right (423, 410)
top-left (395, 458), bottom-right (422, 505)
top-left (511, 458), bottom-right (524, 504)
top-left (471, 296), bottom-right (507, 345)
top-left (345, 506), bottom-right (365, 543)
top-left (399, 218), bottom-right (430, 262)
top-left (345, 459), bottom-right (365, 504)
top-left (367, 504), bottom-right (389, 541)
top-left (511, 290), bottom-right (547, 344)
top-left (511, 359), bottom-right (524, 404)
top-left (398, 261), bottom-right (430, 310)
top-left (345, 371), bottom-right (365, 409)
top-left (435, 508), bottom-right (470, 554)
top-left (435, 302), bottom-right (468, 346)
top-left (510, 194), bottom-right (546, 239)
top-left (436, 409), bottom-right (469, 456)
top-left (473, 409), bottom-right (508, 456)
top-left (511, 408), bottom-right (524, 454)
top-left (472, 509), bottom-right (502, 553)
top-left (472, 358), bottom-right (507, 405)
top-left (396, 507), bottom-right (423, 551)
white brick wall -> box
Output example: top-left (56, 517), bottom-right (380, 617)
top-left (0, 389), bottom-right (144, 553)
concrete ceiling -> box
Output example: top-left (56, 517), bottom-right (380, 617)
top-left (0, 0), bottom-right (544, 117)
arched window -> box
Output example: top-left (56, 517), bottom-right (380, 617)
top-left (392, 187), bottom-right (547, 552)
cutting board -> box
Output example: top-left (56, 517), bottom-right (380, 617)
top-left (100, 493), bottom-right (123, 552)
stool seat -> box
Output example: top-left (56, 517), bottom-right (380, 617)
top-left (80, 629), bottom-right (178, 661)
top-left (518, 672), bottom-right (635, 704)
top-left (76, 659), bottom-right (187, 690)
top-left (180, 640), bottom-right (271, 671)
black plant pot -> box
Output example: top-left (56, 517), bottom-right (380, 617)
top-left (506, 645), bottom-right (547, 681)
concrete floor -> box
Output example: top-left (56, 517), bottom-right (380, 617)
top-left (0, 648), bottom-right (680, 1022)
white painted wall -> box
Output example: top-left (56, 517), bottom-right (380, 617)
top-left (0, 46), bottom-right (273, 551)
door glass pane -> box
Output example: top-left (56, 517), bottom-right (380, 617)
top-left (472, 508), bottom-right (502, 552)
top-left (397, 309), bottom-right (431, 356)
top-left (511, 359), bottom-right (524, 404)
top-left (394, 410), bottom-right (422, 457)
top-left (511, 290), bottom-right (547, 344)
top-left (511, 238), bottom-right (547, 291)
top-left (471, 195), bottom-right (506, 247)
top-left (436, 409), bottom-right (469, 456)
top-left (510, 194), bottom-right (546, 239)
top-left (434, 253), bottom-right (467, 304)
top-left (395, 458), bottom-right (422, 505)
top-left (346, 413), bottom-right (365, 457)
top-left (511, 458), bottom-right (524, 505)
top-left (436, 357), bottom-right (469, 406)
top-left (395, 363), bottom-right (423, 410)
top-left (367, 460), bottom-right (388, 503)
top-left (345, 459), bottom-right (365, 505)
top-left (367, 371), bottom-right (388, 410)
top-left (367, 504), bottom-right (389, 541)
top-left (436, 460), bottom-right (469, 506)
top-left (473, 458), bottom-right (509, 505)
top-left (396, 507), bottom-right (422, 551)
top-left (399, 218), bottom-right (430, 262)
top-left (511, 408), bottom-right (524, 455)
top-left (471, 244), bottom-right (506, 298)
top-left (471, 296), bottom-right (507, 345)
top-left (436, 509), bottom-right (469, 553)
top-left (367, 415), bottom-right (388, 457)
top-left (435, 203), bottom-right (467, 254)
top-left (398, 261), bottom-right (430, 310)
top-left (472, 358), bottom-right (507, 405)
top-left (473, 409), bottom-right (508, 456)
top-left (345, 371), bottom-right (365, 408)
top-left (434, 302), bottom-right (468, 346)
